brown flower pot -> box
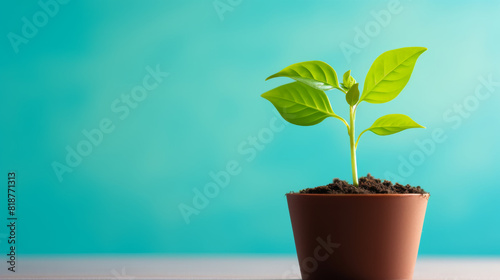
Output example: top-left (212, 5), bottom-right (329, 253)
top-left (286, 193), bottom-right (429, 280)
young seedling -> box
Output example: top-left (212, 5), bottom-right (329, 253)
top-left (261, 47), bottom-right (426, 186)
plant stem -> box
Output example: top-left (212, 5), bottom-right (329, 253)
top-left (349, 106), bottom-right (359, 187)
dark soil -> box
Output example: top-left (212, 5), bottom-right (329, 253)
top-left (298, 174), bottom-right (428, 194)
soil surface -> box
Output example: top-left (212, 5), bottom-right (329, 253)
top-left (298, 174), bottom-right (428, 194)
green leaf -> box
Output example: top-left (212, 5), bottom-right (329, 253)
top-left (266, 61), bottom-right (340, 91)
top-left (356, 113), bottom-right (424, 147)
top-left (342, 70), bottom-right (356, 90)
top-left (345, 83), bottom-right (359, 106)
top-left (261, 82), bottom-right (343, 126)
top-left (359, 47), bottom-right (427, 104)
top-left (362, 114), bottom-right (425, 136)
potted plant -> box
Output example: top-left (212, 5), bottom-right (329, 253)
top-left (261, 47), bottom-right (430, 280)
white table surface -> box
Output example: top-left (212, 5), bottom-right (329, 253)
top-left (1, 256), bottom-right (499, 279)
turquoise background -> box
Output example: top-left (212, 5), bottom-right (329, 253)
top-left (1, 0), bottom-right (499, 256)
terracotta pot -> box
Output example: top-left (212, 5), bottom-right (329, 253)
top-left (286, 193), bottom-right (429, 280)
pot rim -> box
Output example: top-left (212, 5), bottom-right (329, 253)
top-left (286, 193), bottom-right (430, 198)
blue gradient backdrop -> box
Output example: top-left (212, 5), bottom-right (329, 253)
top-left (1, 0), bottom-right (500, 255)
